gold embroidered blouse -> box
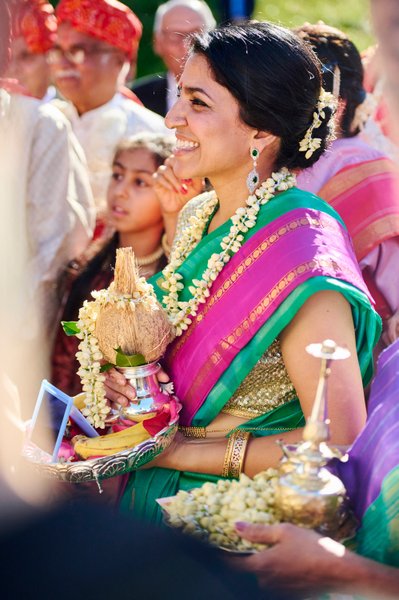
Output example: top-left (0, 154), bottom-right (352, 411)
top-left (221, 339), bottom-right (296, 418)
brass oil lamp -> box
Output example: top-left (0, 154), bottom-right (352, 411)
top-left (275, 339), bottom-right (350, 535)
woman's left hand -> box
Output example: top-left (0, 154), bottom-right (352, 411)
top-left (140, 431), bottom-right (188, 470)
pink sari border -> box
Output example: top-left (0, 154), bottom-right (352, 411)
top-left (319, 158), bottom-right (399, 260)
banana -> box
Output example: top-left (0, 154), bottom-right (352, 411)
top-left (73, 422), bottom-right (151, 460)
top-left (73, 393), bottom-right (86, 411)
top-left (122, 411), bottom-right (157, 422)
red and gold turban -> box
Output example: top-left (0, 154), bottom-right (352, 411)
top-left (56, 0), bottom-right (142, 60)
top-left (12, 0), bottom-right (57, 54)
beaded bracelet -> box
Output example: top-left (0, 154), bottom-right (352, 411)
top-left (221, 430), bottom-right (251, 479)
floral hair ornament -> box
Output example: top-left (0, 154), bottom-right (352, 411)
top-left (332, 64), bottom-right (341, 99)
top-left (351, 91), bottom-right (377, 134)
top-left (299, 89), bottom-right (337, 159)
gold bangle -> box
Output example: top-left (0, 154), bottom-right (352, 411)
top-left (221, 432), bottom-right (236, 478)
top-left (229, 430), bottom-right (251, 479)
top-left (161, 232), bottom-right (172, 259)
top-left (222, 430), bottom-right (251, 479)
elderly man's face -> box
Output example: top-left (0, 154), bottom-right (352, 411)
top-left (6, 37), bottom-right (51, 99)
top-left (154, 6), bottom-right (207, 78)
top-left (50, 22), bottom-right (126, 113)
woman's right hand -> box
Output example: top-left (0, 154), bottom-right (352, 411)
top-left (104, 368), bottom-right (136, 408)
top-left (153, 155), bottom-right (204, 216)
top-left (104, 366), bottom-right (173, 410)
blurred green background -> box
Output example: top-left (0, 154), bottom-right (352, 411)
top-left (253, 1), bottom-right (373, 52)
top-left (50, 1), bottom-right (374, 79)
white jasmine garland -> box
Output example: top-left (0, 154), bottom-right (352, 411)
top-left (75, 278), bottom-right (160, 429)
top-left (161, 168), bottom-right (297, 336)
top-left (299, 89), bottom-right (336, 159)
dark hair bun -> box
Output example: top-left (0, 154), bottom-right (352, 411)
top-left (294, 22), bottom-right (366, 137)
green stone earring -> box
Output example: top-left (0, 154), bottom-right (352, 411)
top-left (246, 147), bottom-right (260, 193)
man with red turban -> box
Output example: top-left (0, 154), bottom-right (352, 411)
top-left (51, 0), bottom-right (167, 219)
top-left (6, 0), bottom-right (57, 100)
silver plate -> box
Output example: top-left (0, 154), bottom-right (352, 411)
top-left (23, 418), bottom-right (178, 483)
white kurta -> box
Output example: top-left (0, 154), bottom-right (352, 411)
top-left (54, 93), bottom-right (169, 213)
top-left (0, 90), bottom-right (94, 417)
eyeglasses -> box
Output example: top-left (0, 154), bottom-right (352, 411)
top-left (160, 29), bottom-right (201, 44)
top-left (46, 45), bottom-right (120, 65)
top-left (10, 50), bottom-right (39, 65)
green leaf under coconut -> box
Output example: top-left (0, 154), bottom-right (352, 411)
top-left (62, 321), bottom-right (80, 336)
top-left (100, 362), bottom-right (115, 373)
top-left (114, 347), bottom-right (146, 367)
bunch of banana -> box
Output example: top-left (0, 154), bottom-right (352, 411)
top-left (73, 421), bottom-right (151, 460)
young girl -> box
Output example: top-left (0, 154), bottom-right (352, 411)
top-left (51, 133), bottom-right (175, 395)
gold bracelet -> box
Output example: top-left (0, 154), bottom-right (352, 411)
top-left (222, 430), bottom-right (251, 479)
top-left (179, 425), bottom-right (207, 438)
top-left (161, 232), bottom-right (172, 259)
top-left (179, 425), bottom-right (234, 438)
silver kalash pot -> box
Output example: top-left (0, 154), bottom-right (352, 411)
top-left (115, 361), bottom-right (170, 420)
top-left (275, 340), bottom-right (351, 536)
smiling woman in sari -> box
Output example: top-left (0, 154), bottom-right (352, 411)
top-left (104, 22), bottom-right (381, 523)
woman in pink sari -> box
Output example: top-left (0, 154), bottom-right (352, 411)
top-left (296, 23), bottom-right (399, 346)
top-left (104, 22), bottom-right (380, 523)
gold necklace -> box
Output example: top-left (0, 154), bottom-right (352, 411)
top-left (136, 245), bottom-right (164, 266)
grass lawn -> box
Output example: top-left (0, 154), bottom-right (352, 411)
top-left (253, 0), bottom-right (374, 51)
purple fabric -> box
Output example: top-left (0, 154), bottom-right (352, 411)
top-left (335, 339), bottom-right (399, 519)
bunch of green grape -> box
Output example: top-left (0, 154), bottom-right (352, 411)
top-left (165, 468), bottom-right (280, 552)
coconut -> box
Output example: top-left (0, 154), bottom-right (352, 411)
top-left (95, 247), bottom-right (174, 364)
